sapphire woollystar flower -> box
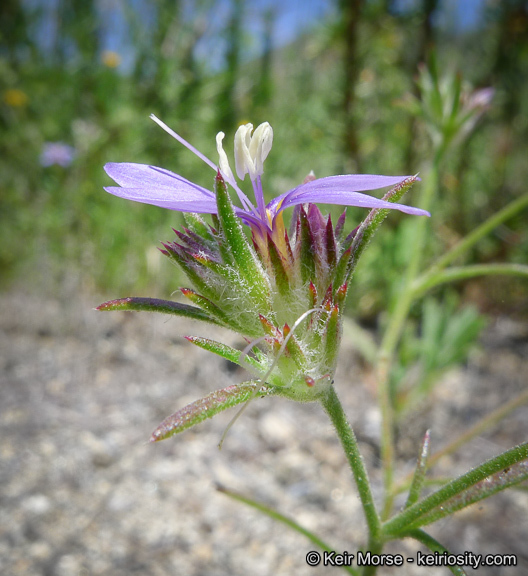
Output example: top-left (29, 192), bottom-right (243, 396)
top-left (99, 117), bottom-right (429, 439)
top-left (104, 116), bottom-right (429, 236)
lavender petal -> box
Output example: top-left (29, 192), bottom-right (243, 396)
top-left (104, 162), bottom-right (218, 212)
top-left (105, 162), bottom-right (215, 197)
top-left (104, 187), bottom-right (218, 213)
top-left (270, 174), bottom-right (429, 217)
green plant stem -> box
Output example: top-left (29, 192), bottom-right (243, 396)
top-left (360, 538), bottom-right (384, 576)
top-left (217, 486), bottom-right (359, 576)
top-left (380, 160), bottom-right (439, 361)
top-left (382, 442), bottom-right (528, 535)
top-left (413, 263), bottom-right (528, 297)
top-left (375, 354), bottom-right (396, 521)
top-left (406, 530), bottom-right (467, 576)
top-left (321, 386), bottom-right (381, 543)
top-left (377, 185), bottom-right (528, 514)
top-left (392, 386), bottom-right (528, 496)
top-left (428, 193), bottom-right (528, 273)
top-left (377, 158), bottom-right (440, 519)
top-left (404, 429), bottom-right (431, 508)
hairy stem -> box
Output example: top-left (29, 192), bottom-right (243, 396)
top-left (321, 386), bottom-right (381, 543)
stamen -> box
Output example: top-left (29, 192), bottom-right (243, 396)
top-left (250, 122), bottom-right (273, 176)
top-left (151, 114), bottom-right (255, 213)
top-left (216, 132), bottom-right (236, 185)
top-left (234, 122), bottom-right (273, 181)
top-left (215, 131), bottom-right (257, 213)
top-left (234, 123), bottom-right (254, 180)
top-left (150, 114), bottom-right (217, 171)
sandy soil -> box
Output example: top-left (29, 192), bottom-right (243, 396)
top-left (1, 289), bottom-right (527, 575)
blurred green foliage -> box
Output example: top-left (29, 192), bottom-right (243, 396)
top-left (392, 292), bottom-right (487, 415)
top-left (1, 0), bottom-right (527, 316)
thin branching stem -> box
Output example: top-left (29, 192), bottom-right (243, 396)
top-left (413, 263), bottom-right (528, 298)
top-left (405, 530), bottom-right (467, 576)
top-left (321, 387), bottom-right (382, 543)
top-left (378, 157), bottom-right (440, 518)
top-left (392, 387), bottom-right (528, 497)
top-left (217, 486), bottom-right (359, 576)
top-left (426, 192), bottom-right (528, 273)
top-left (383, 442), bottom-right (528, 535)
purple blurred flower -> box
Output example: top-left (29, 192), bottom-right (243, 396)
top-left (104, 116), bottom-right (429, 234)
top-left (466, 87), bottom-right (494, 111)
top-left (41, 142), bottom-right (76, 168)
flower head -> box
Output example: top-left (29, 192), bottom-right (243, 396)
top-left (101, 50), bottom-right (121, 68)
top-left (40, 142), bottom-right (76, 168)
top-left (99, 117), bottom-right (430, 440)
top-left (104, 116), bottom-right (429, 239)
top-left (3, 89), bottom-right (29, 108)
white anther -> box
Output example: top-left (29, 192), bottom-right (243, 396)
top-left (234, 122), bottom-right (273, 181)
top-left (216, 131), bottom-right (235, 183)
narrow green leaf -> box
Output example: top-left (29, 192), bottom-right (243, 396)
top-left (96, 297), bottom-right (218, 325)
top-left (299, 206), bottom-right (316, 285)
top-left (332, 247), bottom-right (353, 288)
top-left (150, 382), bottom-right (270, 441)
top-left (406, 530), bottom-right (467, 576)
top-left (185, 336), bottom-right (265, 374)
top-left (282, 324), bottom-right (306, 369)
top-left (392, 388), bottom-right (528, 498)
top-left (383, 442), bottom-right (528, 536)
top-left (190, 252), bottom-right (239, 285)
top-left (325, 215), bottom-right (337, 271)
top-left (214, 173), bottom-right (270, 307)
top-left (407, 459), bottom-right (528, 529)
top-left (182, 212), bottom-right (216, 247)
top-left (405, 429), bottom-right (431, 509)
top-left (218, 487), bottom-right (359, 576)
top-left (323, 305), bottom-right (341, 370)
top-left (180, 288), bottom-right (241, 330)
top-left (162, 242), bottom-right (219, 301)
top-left (267, 236), bottom-right (292, 296)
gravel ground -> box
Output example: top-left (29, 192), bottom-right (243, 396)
top-left (1, 289), bottom-right (527, 576)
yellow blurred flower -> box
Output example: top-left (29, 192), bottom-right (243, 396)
top-left (359, 68), bottom-right (375, 84)
top-left (3, 89), bottom-right (29, 107)
top-left (101, 50), bottom-right (121, 68)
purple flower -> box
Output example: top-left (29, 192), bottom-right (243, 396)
top-left (104, 116), bottom-right (429, 233)
top-left (41, 142), bottom-right (76, 168)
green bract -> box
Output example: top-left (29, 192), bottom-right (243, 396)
top-left (99, 118), bottom-right (423, 439)
top-left (98, 169), bottom-right (421, 438)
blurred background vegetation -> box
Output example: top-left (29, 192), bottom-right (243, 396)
top-left (1, 0), bottom-right (527, 320)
